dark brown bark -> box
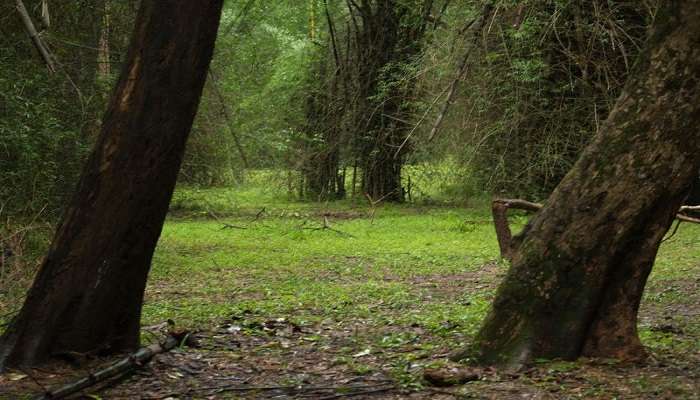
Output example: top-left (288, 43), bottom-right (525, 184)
top-left (454, 2), bottom-right (700, 366)
top-left (0, 0), bottom-right (223, 368)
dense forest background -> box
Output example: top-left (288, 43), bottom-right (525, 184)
top-left (1, 0), bottom-right (657, 217)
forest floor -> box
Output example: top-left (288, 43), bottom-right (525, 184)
top-left (1, 183), bottom-right (700, 399)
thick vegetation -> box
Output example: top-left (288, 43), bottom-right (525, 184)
top-left (3, 1), bottom-right (700, 399)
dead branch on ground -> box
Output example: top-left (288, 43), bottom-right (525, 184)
top-left (251, 207), bottom-right (266, 222)
top-left (34, 332), bottom-right (191, 400)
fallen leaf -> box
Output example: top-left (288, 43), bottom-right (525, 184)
top-left (353, 349), bottom-right (371, 358)
top-left (7, 373), bottom-right (27, 381)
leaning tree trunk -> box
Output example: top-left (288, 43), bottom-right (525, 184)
top-left (0, 0), bottom-right (223, 368)
top-left (453, 2), bottom-right (700, 366)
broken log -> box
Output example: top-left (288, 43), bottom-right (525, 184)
top-left (34, 333), bottom-right (187, 400)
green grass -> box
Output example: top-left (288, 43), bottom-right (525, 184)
top-left (148, 181), bottom-right (700, 358)
top-left (3, 176), bottom-right (700, 398)
top-left (145, 184), bottom-right (498, 329)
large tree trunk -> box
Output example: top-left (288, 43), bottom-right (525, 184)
top-left (454, 2), bottom-right (700, 366)
top-left (0, 0), bottom-right (223, 368)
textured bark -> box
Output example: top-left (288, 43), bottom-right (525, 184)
top-left (0, 0), bottom-right (223, 368)
top-left (455, 2), bottom-right (700, 366)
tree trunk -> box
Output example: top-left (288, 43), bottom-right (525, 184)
top-left (362, 154), bottom-right (404, 202)
top-left (353, 0), bottom-right (431, 203)
top-left (454, 2), bottom-right (700, 366)
top-left (0, 0), bottom-right (223, 368)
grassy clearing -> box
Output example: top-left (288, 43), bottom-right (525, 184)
top-left (2, 176), bottom-right (700, 398)
top-left (147, 183), bottom-right (498, 336)
top-left (132, 181), bottom-right (700, 398)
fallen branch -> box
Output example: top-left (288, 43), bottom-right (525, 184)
top-left (493, 198), bottom-right (700, 260)
top-left (206, 210), bottom-right (247, 230)
top-left (221, 223), bottom-right (247, 230)
top-left (34, 333), bottom-right (189, 400)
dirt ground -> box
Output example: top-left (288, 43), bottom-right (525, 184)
top-left (2, 262), bottom-right (699, 400)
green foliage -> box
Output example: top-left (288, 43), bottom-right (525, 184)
top-left (0, 1), bottom-right (136, 216)
top-left (180, 1), bottom-right (316, 186)
top-left (0, 49), bottom-right (91, 214)
top-left (416, 0), bottom-right (656, 200)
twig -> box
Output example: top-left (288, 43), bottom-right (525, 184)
top-left (0, 309), bottom-right (20, 327)
top-left (207, 68), bottom-right (250, 168)
top-left (18, 368), bottom-right (50, 396)
top-left (190, 382), bottom-right (394, 396)
top-left (206, 210), bottom-right (247, 230)
top-left (317, 385), bottom-right (395, 399)
top-left (427, 3), bottom-right (494, 143)
top-left (675, 214), bottom-right (700, 224)
top-left (251, 207), bottom-right (266, 223)
top-left (364, 192), bottom-right (393, 223)
top-left (303, 216), bottom-right (355, 238)
top-left (221, 223), bottom-right (247, 230)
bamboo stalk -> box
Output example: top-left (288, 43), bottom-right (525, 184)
top-left (34, 334), bottom-right (183, 400)
top-left (15, 0), bottom-right (56, 73)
